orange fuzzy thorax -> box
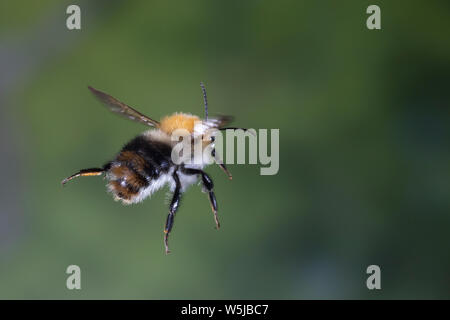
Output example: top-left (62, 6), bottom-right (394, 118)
top-left (159, 113), bottom-right (200, 135)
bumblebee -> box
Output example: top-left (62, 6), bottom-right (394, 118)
top-left (62, 83), bottom-right (236, 254)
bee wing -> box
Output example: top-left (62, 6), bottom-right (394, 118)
top-left (88, 86), bottom-right (160, 127)
top-left (211, 115), bottom-right (251, 133)
top-left (208, 115), bottom-right (234, 129)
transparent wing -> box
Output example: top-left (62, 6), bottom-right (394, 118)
top-left (88, 86), bottom-right (160, 127)
top-left (212, 115), bottom-right (252, 133)
top-left (207, 115), bottom-right (234, 129)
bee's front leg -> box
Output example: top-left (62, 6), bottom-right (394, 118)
top-left (164, 169), bottom-right (181, 254)
top-left (212, 148), bottom-right (232, 180)
top-left (181, 167), bottom-right (220, 229)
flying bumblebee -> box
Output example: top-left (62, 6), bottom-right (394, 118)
top-left (62, 83), bottom-right (237, 254)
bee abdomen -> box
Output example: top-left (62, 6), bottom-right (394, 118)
top-left (105, 135), bottom-right (173, 204)
top-left (106, 151), bottom-right (151, 203)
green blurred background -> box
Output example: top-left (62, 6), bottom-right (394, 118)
top-left (0, 0), bottom-right (449, 299)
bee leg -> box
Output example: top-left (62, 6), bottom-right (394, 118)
top-left (181, 167), bottom-right (220, 229)
top-left (217, 163), bottom-right (232, 180)
top-left (61, 168), bottom-right (104, 186)
top-left (164, 170), bottom-right (181, 254)
top-left (212, 148), bottom-right (232, 180)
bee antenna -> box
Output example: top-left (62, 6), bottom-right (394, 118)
top-left (200, 82), bottom-right (208, 120)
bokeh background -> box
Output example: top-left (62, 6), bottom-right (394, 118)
top-left (0, 0), bottom-right (449, 299)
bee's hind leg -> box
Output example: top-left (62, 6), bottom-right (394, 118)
top-left (181, 167), bottom-right (220, 229)
top-left (61, 168), bottom-right (105, 186)
top-left (164, 169), bottom-right (182, 254)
